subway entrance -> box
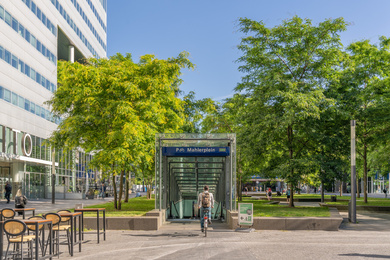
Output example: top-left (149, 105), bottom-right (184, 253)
top-left (155, 134), bottom-right (236, 221)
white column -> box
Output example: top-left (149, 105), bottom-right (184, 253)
top-left (68, 45), bottom-right (75, 63)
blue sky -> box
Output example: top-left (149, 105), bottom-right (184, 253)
top-left (107, 0), bottom-right (390, 101)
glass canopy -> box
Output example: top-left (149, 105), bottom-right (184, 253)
top-left (155, 133), bottom-right (236, 219)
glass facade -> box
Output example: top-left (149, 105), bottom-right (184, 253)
top-left (21, 0), bottom-right (57, 36)
top-left (0, 124), bottom-right (98, 199)
top-left (0, 85), bottom-right (59, 124)
top-left (50, 0), bottom-right (102, 58)
top-left (0, 6), bottom-right (58, 65)
top-left (0, 44), bottom-right (57, 93)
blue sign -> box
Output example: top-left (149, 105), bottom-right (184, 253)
top-left (162, 147), bottom-right (230, 157)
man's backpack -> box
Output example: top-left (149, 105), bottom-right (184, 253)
top-left (202, 192), bottom-right (211, 208)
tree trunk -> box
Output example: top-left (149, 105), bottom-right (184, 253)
top-left (321, 180), bottom-right (325, 203)
top-left (112, 174), bottom-right (117, 209)
top-left (288, 125), bottom-right (294, 207)
top-left (339, 181), bottom-right (343, 197)
top-left (147, 184), bottom-right (152, 199)
top-left (118, 170), bottom-right (124, 210)
top-left (125, 171), bottom-right (129, 203)
top-left (238, 176), bottom-right (242, 202)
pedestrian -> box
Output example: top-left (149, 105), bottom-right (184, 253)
top-left (244, 186), bottom-right (248, 196)
top-left (99, 183), bottom-right (106, 199)
top-left (15, 189), bottom-right (28, 215)
top-left (4, 181), bottom-right (12, 203)
top-left (267, 188), bottom-right (272, 201)
top-left (383, 187), bottom-right (388, 199)
top-left (198, 185), bottom-right (214, 232)
top-left (286, 188), bottom-right (291, 203)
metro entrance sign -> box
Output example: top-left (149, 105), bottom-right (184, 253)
top-left (162, 147), bottom-right (230, 157)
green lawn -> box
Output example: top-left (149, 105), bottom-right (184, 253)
top-left (241, 198), bottom-right (330, 217)
top-left (70, 196), bottom-right (155, 217)
top-left (326, 197), bottom-right (390, 206)
top-left (72, 194), bottom-right (390, 218)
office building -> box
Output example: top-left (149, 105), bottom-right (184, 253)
top-left (0, 0), bottom-right (107, 199)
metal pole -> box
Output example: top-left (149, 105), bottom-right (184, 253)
top-left (350, 120), bottom-right (356, 223)
top-left (51, 147), bottom-right (55, 204)
top-left (159, 139), bottom-right (162, 211)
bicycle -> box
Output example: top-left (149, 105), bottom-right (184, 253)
top-left (203, 208), bottom-right (210, 237)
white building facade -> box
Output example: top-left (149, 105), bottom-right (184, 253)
top-left (0, 0), bottom-right (107, 199)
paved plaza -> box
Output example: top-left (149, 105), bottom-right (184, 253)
top-left (56, 217), bottom-right (390, 260)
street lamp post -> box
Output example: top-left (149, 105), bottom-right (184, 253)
top-left (350, 120), bottom-right (357, 223)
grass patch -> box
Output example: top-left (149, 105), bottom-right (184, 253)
top-left (69, 196), bottom-right (155, 217)
top-left (241, 198), bottom-right (330, 217)
top-left (326, 197), bottom-right (390, 207)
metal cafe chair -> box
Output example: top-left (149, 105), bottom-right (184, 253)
top-left (3, 219), bottom-right (35, 259)
top-left (27, 216), bottom-right (46, 255)
top-left (1, 208), bottom-right (16, 220)
top-left (44, 213), bottom-right (71, 257)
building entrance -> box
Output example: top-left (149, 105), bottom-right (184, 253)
top-left (156, 134), bottom-right (236, 221)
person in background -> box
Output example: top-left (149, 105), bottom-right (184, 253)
top-left (15, 189), bottom-right (28, 215)
top-left (286, 188), bottom-right (291, 203)
top-left (4, 181), bottom-right (12, 203)
top-left (99, 183), bottom-right (106, 199)
top-left (267, 188), bottom-right (272, 201)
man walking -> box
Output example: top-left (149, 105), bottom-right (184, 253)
top-left (198, 185), bottom-right (214, 232)
top-left (4, 181), bottom-right (12, 203)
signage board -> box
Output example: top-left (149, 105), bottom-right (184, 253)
top-left (238, 203), bottom-right (253, 226)
top-left (162, 147), bottom-right (230, 157)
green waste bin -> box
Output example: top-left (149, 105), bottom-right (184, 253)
top-left (331, 195), bottom-right (337, 202)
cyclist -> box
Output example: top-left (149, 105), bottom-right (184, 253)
top-left (198, 185), bottom-right (214, 232)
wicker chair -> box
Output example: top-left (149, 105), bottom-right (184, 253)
top-left (27, 216), bottom-right (45, 255)
top-left (1, 208), bottom-right (15, 220)
top-left (3, 219), bottom-right (35, 259)
top-left (44, 212), bottom-right (71, 257)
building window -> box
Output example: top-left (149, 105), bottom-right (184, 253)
top-left (4, 10), bottom-right (11, 25)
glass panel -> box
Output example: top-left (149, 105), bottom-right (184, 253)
top-left (4, 49), bottom-right (11, 64)
top-left (11, 55), bottom-right (18, 69)
top-left (0, 5), bottom-right (4, 20)
top-left (30, 69), bottom-right (36, 81)
top-left (18, 96), bottom-right (24, 109)
top-left (0, 45), bottom-right (3, 60)
top-left (18, 60), bottom-right (24, 73)
top-left (4, 10), bottom-right (11, 26)
top-left (25, 29), bottom-right (30, 42)
top-left (25, 64), bottom-right (30, 77)
top-left (12, 92), bottom-right (18, 105)
top-left (4, 89), bottom-right (11, 102)
top-left (0, 86), bottom-right (3, 99)
top-left (24, 99), bottom-right (30, 111)
top-left (30, 102), bottom-right (35, 114)
top-left (18, 24), bottom-right (25, 38)
top-left (11, 17), bottom-right (18, 31)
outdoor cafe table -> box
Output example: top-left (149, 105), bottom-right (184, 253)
top-left (15, 207), bottom-right (36, 219)
top-left (23, 219), bottom-right (53, 260)
top-left (0, 219), bottom-right (53, 260)
top-left (74, 208), bottom-right (106, 243)
top-left (58, 212), bottom-right (82, 256)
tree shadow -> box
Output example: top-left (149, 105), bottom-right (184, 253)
top-left (339, 253), bottom-right (390, 259)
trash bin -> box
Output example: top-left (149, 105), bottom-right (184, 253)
top-left (331, 195), bottom-right (337, 202)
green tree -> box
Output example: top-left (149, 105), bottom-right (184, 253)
top-left (341, 38), bottom-right (390, 202)
top-left (236, 16), bottom-right (347, 206)
top-left (48, 52), bottom-right (193, 209)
